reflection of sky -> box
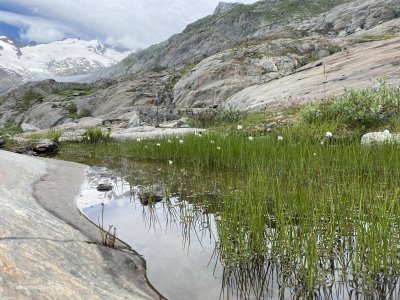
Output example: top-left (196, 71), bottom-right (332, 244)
top-left (80, 168), bottom-right (400, 300)
top-left (79, 175), bottom-right (224, 300)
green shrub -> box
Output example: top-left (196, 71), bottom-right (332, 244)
top-left (190, 109), bottom-right (245, 128)
top-left (19, 90), bottom-right (44, 111)
top-left (84, 127), bottom-right (110, 143)
top-left (300, 82), bottom-right (400, 128)
top-left (65, 103), bottom-right (78, 115)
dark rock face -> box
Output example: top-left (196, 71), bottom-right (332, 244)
top-left (138, 184), bottom-right (166, 205)
top-left (33, 139), bottom-right (59, 153)
top-left (0, 138), bottom-right (4, 148)
top-left (11, 138), bottom-right (59, 155)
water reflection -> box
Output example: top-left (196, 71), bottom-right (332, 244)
top-left (77, 167), bottom-right (400, 300)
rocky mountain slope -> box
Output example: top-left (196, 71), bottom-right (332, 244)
top-left (0, 0), bottom-right (399, 136)
top-left (0, 37), bottom-right (130, 94)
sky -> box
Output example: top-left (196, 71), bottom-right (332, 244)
top-left (0, 0), bottom-right (258, 49)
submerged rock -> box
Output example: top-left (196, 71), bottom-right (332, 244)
top-left (138, 184), bottom-right (166, 205)
top-left (97, 182), bottom-right (113, 192)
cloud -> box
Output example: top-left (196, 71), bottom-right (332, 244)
top-left (0, 0), bottom-right (257, 49)
top-left (0, 10), bottom-right (80, 42)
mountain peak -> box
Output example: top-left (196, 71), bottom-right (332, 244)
top-left (213, 2), bottom-right (241, 15)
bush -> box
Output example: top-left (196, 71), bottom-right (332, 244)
top-left (65, 103), bottom-right (78, 115)
top-left (84, 127), bottom-right (110, 143)
top-left (190, 109), bottom-right (245, 128)
top-left (300, 82), bottom-right (400, 128)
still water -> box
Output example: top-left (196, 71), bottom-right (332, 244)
top-left (76, 166), bottom-right (400, 300)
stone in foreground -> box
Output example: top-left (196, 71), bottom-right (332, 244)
top-left (361, 131), bottom-right (400, 145)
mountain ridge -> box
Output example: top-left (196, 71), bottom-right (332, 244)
top-left (0, 0), bottom-right (399, 135)
top-left (0, 37), bottom-right (131, 94)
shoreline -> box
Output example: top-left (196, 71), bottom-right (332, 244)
top-left (0, 150), bottom-right (163, 299)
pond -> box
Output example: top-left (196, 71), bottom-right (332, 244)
top-left (76, 163), bottom-right (400, 300)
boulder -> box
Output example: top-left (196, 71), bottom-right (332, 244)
top-left (58, 130), bottom-right (86, 142)
top-left (22, 102), bottom-right (66, 129)
top-left (33, 139), bottom-right (59, 153)
top-left (0, 138), bottom-right (4, 148)
top-left (11, 138), bottom-right (59, 155)
top-left (128, 111), bottom-right (142, 128)
top-left (97, 182), bottom-right (113, 192)
top-left (21, 123), bottom-right (41, 133)
top-left (361, 131), bottom-right (400, 145)
top-left (138, 184), bottom-right (166, 205)
top-left (158, 121), bottom-right (178, 129)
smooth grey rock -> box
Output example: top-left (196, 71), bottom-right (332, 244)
top-left (128, 111), bottom-right (141, 128)
top-left (225, 37), bottom-right (400, 111)
top-left (158, 121), bottom-right (178, 128)
top-left (0, 150), bottom-right (162, 299)
top-left (21, 123), bottom-right (41, 132)
top-left (213, 2), bottom-right (240, 15)
top-left (138, 184), bottom-right (166, 205)
top-left (111, 126), bottom-right (206, 140)
top-left (22, 102), bottom-right (66, 129)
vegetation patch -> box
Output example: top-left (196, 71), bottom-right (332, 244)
top-left (300, 81), bottom-right (400, 129)
top-left (19, 90), bottom-right (45, 111)
top-left (58, 85), bottom-right (400, 296)
top-left (83, 127), bottom-right (111, 144)
top-left (53, 84), bottom-right (93, 98)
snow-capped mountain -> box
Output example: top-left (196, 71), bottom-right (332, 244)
top-left (0, 36), bottom-right (131, 94)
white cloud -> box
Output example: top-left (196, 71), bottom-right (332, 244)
top-left (0, 0), bottom-right (258, 49)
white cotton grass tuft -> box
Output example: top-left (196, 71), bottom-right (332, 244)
top-left (156, 143), bottom-right (161, 147)
top-left (248, 136), bottom-right (254, 141)
top-left (179, 139), bottom-right (184, 144)
top-left (237, 125), bottom-right (243, 130)
top-left (277, 136), bottom-right (283, 141)
top-left (168, 160), bottom-right (173, 165)
top-left (325, 132), bottom-right (333, 138)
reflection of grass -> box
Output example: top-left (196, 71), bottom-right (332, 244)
top-left (98, 203), bottom-right (117, 248)
top-left (58, 86), bottom-right (400, 296)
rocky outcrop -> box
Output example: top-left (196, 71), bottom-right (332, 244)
top-left (224, 37), bottom-right (400, 111)
top-left (213, 2), bottom-right (241, 15)
top-left (9, 138), bottom-right (59, 155)
top-left (300, 0), bottom-right (400, 37)
top-left (94, 0), bottom-right (358, 80)
top-left (173, 36), bottom-right (338, 108)
top-left (1, 0), bottom-right (400, 131)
